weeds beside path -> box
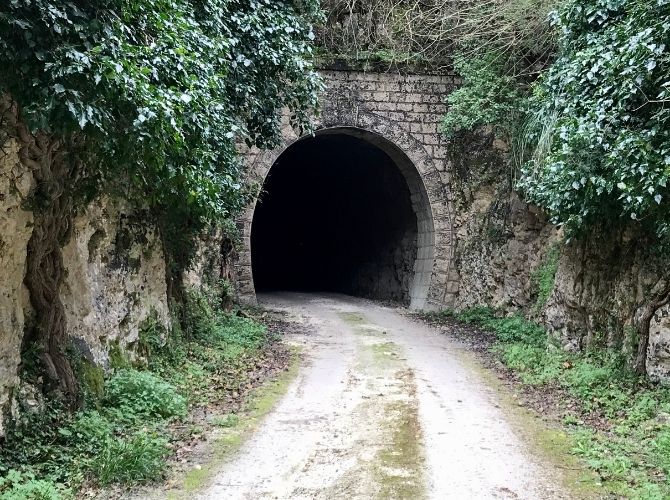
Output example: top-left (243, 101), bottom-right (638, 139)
top-left (416, 309), bottom-right (670, 499)
top-left (0, 293), bottom-right (303, 500)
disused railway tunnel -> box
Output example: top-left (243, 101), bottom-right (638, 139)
top-left (250, 128), bottom-right (436, 308)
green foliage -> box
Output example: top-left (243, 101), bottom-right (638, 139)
top-left (500, 344), bottom-right (563, 384)
top-left (0, 470), bottom-right (69, 500)
top-left (532, 244), bottom-right (560, 310)
top-left (443, 52), bottom-right (528, 138)
top-left (103, 369), bottom-right (187, 421)
top-left (653, 429), bottom-right (670, 474)
top-left (488, 315), bottom-right (547, 346)
top-left (66, 411), bottom-right (113, 458)
top-left (0, 401), bottom-right (76, 482)
top-left (455, 306), bottom-right (496, 325)
top-left (0, 0), bottom-right (321, 231)
top-left (181, 288), bottom-right (267, 353)
top-left (520, 0), bottom-right (670, 239)
top-left (90, 433), bottom-right (169, 486)
top-left (1, 288), bottom-right (272, 494)
top-left (78, 359), bottom-right (105, 403)
top-left (212, 413), bottom-right (240, 428)
top-left (108, 341), bottom-right (132, 370)
top-left (449, 306), bottom-right (670, 497)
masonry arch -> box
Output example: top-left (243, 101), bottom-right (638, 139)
top-left (234, 95), bottom-right (458, 310)
top-left (249, 127), bottom-right (435, 308)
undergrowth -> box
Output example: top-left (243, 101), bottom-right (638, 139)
top-left (422, 307), bottom-right (670, 498)
top-left (0, 288), bottom-right (272, 499)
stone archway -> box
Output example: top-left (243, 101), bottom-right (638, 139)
top-left (234, 98), bottom-right (457, 310)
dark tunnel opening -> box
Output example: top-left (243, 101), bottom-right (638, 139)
top-left (250, 133), bottom-right (420, 305)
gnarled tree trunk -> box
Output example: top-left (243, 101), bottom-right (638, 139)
top-left (633, 282), bottom-right (670, 375)
top-left (2, 96), bottom-right (80, 407)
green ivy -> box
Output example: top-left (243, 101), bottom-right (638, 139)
top-left (443, 51), bottom-right (528, 139)
top-left (0, 0), bottom-right (322, 226)
top-left (520, 0), bottom-right (670, 239)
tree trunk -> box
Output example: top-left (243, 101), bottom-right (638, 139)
top-left (2, 97), bottom-right (80, 407)
top-left (633, 284), bottom-right (670, 375)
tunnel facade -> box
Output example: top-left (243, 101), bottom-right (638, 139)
top-left (234, 69), bottom-right (460, 310)
top-left (251, 130), bottom-right (429, 305)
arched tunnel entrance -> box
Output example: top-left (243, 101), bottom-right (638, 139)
top-left (250, 128), bottom-right (435, 309)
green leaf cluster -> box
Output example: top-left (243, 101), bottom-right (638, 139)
top-left (443, 52), bottom-right (528, 138)
top-left (103, 369), bottom-right (187, 421)
top-left (0, 0), bottom-right (322, 223)
top-left (520, 0), bottom-right (670, 238)
top-left (0, 469), bottom-right (69, 500)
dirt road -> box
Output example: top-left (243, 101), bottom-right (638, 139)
top-left (198, 293), bottom-right (569, 499)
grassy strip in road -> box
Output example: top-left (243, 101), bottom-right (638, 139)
top-left (374, 369), bottom-right (425, 500)
top-left (342, 312), bottom-right (427, 499)
top-left (419, 308), bottom-right (670, 499)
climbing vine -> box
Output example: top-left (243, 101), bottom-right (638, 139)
top-left (519, 0), bottom-right (670, 240)
top-left (0, 0), bottom-right (321, 406)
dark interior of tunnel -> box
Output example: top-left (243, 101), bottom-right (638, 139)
top-left (251, 133), bottom-right (418, 304)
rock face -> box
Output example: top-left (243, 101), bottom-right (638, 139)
top-left (61, 198), bottom-right (171, 367)
top-left (445, 130), bottom-right (562, 312)
top-left (0, 140), bottom-right (33, 436)
top-left (545, 233), bottom-right (670, 379)
top-left (0, 142), bottom-right (171, 435)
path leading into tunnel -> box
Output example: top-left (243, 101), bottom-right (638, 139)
top-left (198, 293), bottom-right (569, 500)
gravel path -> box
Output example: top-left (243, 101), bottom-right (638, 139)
top-left (198, 292), bottom-right (569, 500)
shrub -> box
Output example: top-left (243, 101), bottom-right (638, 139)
top-left (456, 307), bottom-right (496, 325)
top-left (0, 470), bottom-right (69, 500)
top-left (443, 51), bottom-right (528, 139)
top-left (653, 429), bottom-right (670, 474)
top-left (520, 0), bottom-right (670, 240)
top-left (490, 315), bottom-right (546, 347)
top-left (66, 411), bottom-right (113, 457)
top-left (103, 369), bottom-right (187, 421)
top-left (90, 433), bottom-right (168, 485)
top-left (500, 344), bottom-right (563, 384)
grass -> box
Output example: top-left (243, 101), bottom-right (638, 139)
top-left (423, 307), bottom-right (670, 498)
top-left (0, 288), bottom-right (281, 499)
top-left (531, 244), bottom-right (560, 311)
top-left (172, 347), bottom-right (301, 496)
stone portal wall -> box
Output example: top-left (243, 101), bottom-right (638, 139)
top-left (236, 69), bottom-right (461, 310)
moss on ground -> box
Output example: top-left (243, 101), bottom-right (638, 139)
top-left (167, 347), bottom-right (302, 497)
top-left (373, 370), bottom-right (425, 500)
